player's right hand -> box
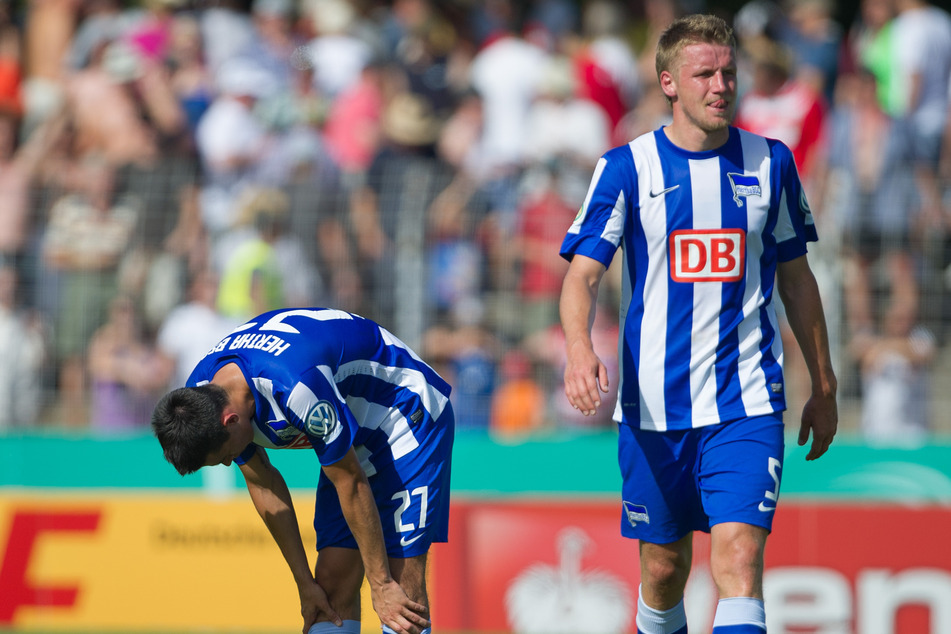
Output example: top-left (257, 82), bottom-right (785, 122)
top-left (299, 579), bottom-right (342, 634)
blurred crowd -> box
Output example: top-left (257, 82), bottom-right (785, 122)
top-left (0, 0), bottom-right (948, 445)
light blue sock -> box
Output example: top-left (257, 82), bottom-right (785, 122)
top-left (636, 584), bottom-right (688, 634)
top-left (711, 597), bottom-right (766, 633)
top-left (381, 627), bottom-right (431, 634)
top-left (308, 620), bottom-right (361, 633)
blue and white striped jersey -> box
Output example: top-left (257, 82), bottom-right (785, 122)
top-left (186, 308), bottom-right (453, 476)
top-left (560, 126), bottom-right (818, 431)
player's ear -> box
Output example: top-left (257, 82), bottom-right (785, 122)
top-left (660, 70), bottom-right (677, 101)
top-left (222, 410), bottom-right (239, 428)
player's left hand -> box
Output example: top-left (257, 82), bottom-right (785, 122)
top-left (298, 578), bottom-right (342, 634)
top-left (798, 390), bottom-right (837, 461)
top-left (370, 579), bottom-right (430, 634)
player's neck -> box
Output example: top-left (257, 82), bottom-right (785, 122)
top-left (663, 121), bottom-right (730, 153)
top-left (213, 363), bottom-right (254, 414)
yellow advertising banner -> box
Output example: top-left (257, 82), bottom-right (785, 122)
top-left (0, 491), bottom-right (382, 632)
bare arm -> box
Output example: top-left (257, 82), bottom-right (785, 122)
top-left (559, 254), bottom-right (610, 416)
top-left (776, 255), bottom-right (838, 460)
top-left (239, 450), bottom-right (342, 633)
top-left (321, 448), bottom-right (429, 634)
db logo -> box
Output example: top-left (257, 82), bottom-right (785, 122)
top-left (670, 229), bottom-right (745, 282)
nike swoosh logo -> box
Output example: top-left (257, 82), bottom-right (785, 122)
top-left (758, 502), bottom-right (776, 512)
top-left (649, 184), bottom-right (680, 198)
top-left (400, 534), bottom-right (422, 547)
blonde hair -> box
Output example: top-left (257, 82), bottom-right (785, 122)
top-left (655, 14), bottom-right (737, 82)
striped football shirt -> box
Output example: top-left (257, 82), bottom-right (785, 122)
top-left (187, 308), bottom-right (452, 476)
top-left (560, 126), bottom-right (818, 431)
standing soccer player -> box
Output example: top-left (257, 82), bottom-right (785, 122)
top-left (559, 14), bottom-right (837, 634)
top-left (151, 308), bottom-right (453, 634)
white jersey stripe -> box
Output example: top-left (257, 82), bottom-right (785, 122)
top-left (345, 398), bottom-right (420, 460)
top-left (634, 135), bottom-right (668, 429)
top-left (688, 155), bottom-right (725, 424)
top-left (335, 360), bottom-right (450, 419)
top-left (737, 132), bottom-right (771, 415)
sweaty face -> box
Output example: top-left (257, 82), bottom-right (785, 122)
top-left (666, 42), bottom-right (737, 139)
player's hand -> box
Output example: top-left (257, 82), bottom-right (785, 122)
top-left (370, 579), bottom-right (430, 634)
top-left (798, 390), bottom-right (838, 461)
top-left (298, 578), bottom-right (342, 634)
top-left (563, 340), bottom-right (609, 416)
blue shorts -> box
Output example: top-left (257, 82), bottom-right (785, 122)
top-left (618, 413), bottom-right (785, 544)
top-left (313, 404), bottom-right (454, 558)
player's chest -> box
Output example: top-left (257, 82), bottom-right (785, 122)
top-left (636, 162), bottom-right (771, 237)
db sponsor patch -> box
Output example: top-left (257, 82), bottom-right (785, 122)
top-left (304, 401), bottom-right (338, 438)
top-left (670, 228), bottom-right (745, 282)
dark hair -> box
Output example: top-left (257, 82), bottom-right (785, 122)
top-left (655, 14), bottom-right (737, 81)
top-left (151, 385), bottom-right (230, 476)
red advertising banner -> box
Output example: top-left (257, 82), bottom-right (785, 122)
top-left (2, 492), bottom-right (950, 633)
top-left (431, 499), bottom-right (951, 634)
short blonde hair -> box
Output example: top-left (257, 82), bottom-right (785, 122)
top-left (655, 14), bottom-right (737, 82)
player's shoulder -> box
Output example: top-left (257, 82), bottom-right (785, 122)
top-left (598, 130), bottom-right (658, 171)
top-left (732, 126), bottom-right (795, 163)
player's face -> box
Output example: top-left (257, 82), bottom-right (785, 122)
top-left (203, 416), bottom-right (253, 468)
top-left (663, 42), bottom-right (737, 140)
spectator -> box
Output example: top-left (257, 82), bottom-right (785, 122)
top-left (842, 0), bottom-right (900, 114)
top-left (0, 261), bottom-right (46, 428)
top-left (240, 0), bottom-right (301, 93)
top-left (421, 296), bottom-right (500, 431)
top-left (510, 162), bottom-right (580, 341)
top-left (778, 0), bottom-right (843, 102)
top-left (66, 34), bottom-right (161, 167)
top-left (166, 12), bottom-right (215, 137)
top-left (194, 56), bottom-right (276, 235)
top-left (733, 35), bottom-right (826, 190)
top-left (852, 303), bottom-right (936, 446)
top-left (523, 55), bottom-right (611, 169)
top-left (570, 0), bottom-right (642, 133)
top-left (820, 68), bottom-right (918, 337)
top-left (21, 0), bottom-right (75, 137)
top-left (467, 10), bottom-right (548, 227)
top-left (489, 348), bottom-right (547, 438)
top-left (304, 0), bottom-right (374, 100)
top-left (0, 108), bottom-right (67, 264)
top-left (40, 157), bottom-right (139, 427)
top-left (197, 0), bottom-right (256, 74)
top-left (347, 88), bottom-right (451, 326)
top-left (321, 60), bottom-right (388, 177)
top-left (0, 0), bottom-right (22, 118)
top-left (892, 0), bottom-right (951, 229)
top-left (214, 187), bottom-right (295, 322)
top-left (155, 267), bottom-right (237, 390)
top-left (87, 293), bottom-right (167, 432)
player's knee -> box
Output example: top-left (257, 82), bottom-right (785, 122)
top-left (711, 529), bottom-right (766, 596)
top-left (315, 548), bottom-right (365, 609)
top-left (640, 553), bottom-right (690, 594)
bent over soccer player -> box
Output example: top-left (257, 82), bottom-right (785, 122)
top-left (559, 14), bottom-right (838, 634)
top-left (151, 307), bottom-right (453, 634)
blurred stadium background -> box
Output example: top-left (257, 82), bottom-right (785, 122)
top-left (2, 0), bottom-right (951, 632)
